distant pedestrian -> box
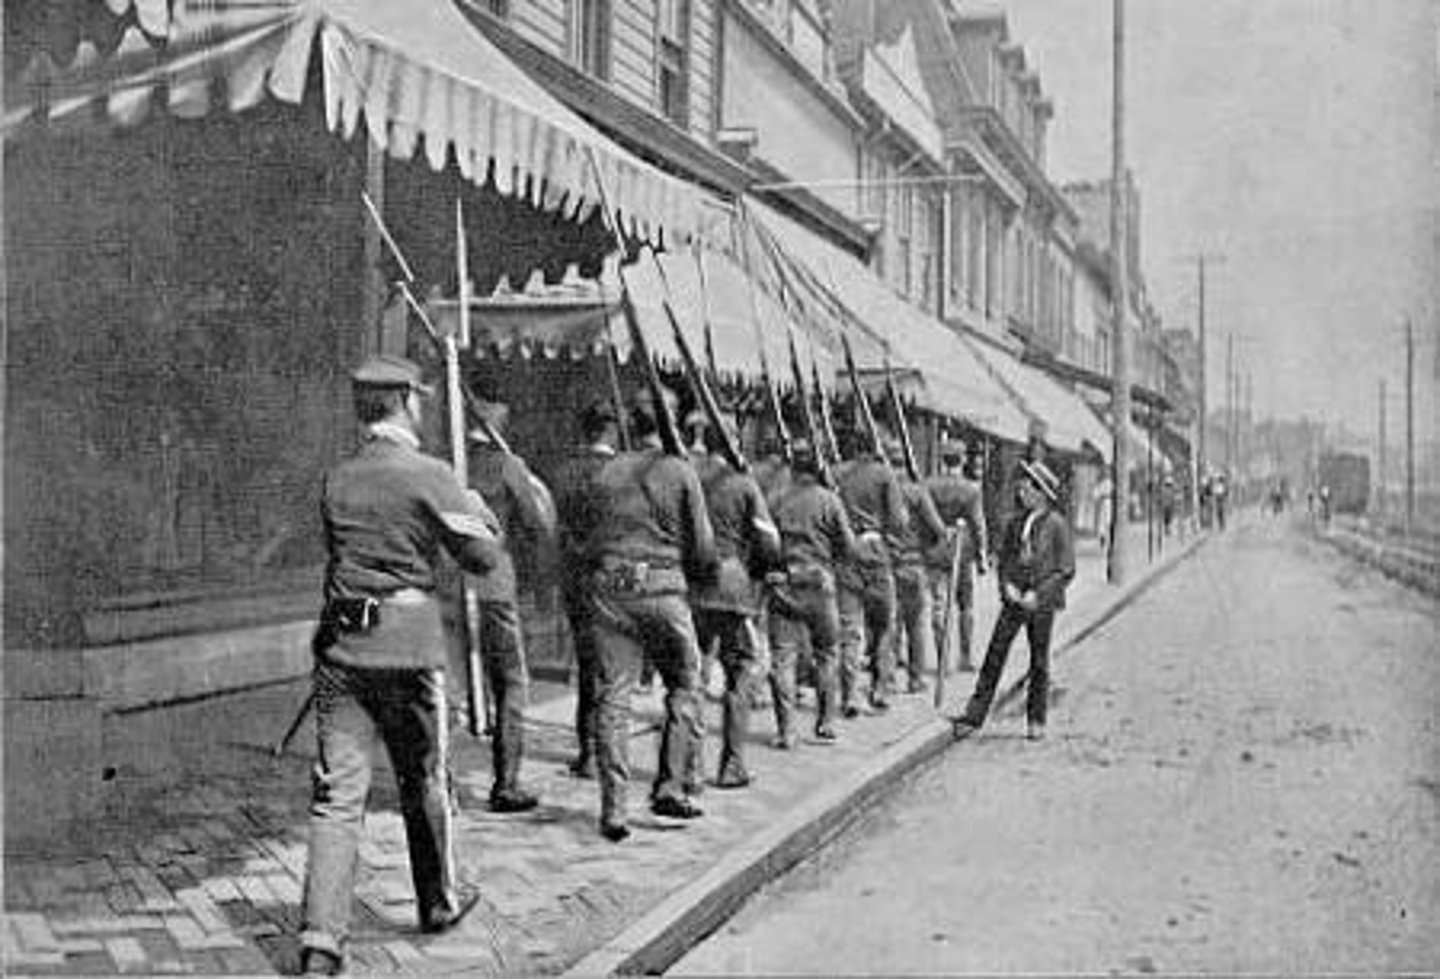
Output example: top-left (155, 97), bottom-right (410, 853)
top-left (952, 459), bottom-right (1074, 742)
top-left (300, 356), bottom-right (502, 975)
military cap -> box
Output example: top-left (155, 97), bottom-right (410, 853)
top-left (351, 355), bottom-right (433, 394)
top-left (939, 436), bottom-right (969, 461)
top-left (1018, 458), bottom-right (1061, 505)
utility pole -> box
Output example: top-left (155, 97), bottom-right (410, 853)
top-left (1378, 378), bottom-right (1387, 519)
top-left (1107, 0), bottom-right (1130, 585)
top-left (1226, 333), bottom-right (1235, 475)
top-left (1406, 318), bottom-right (1415, 534)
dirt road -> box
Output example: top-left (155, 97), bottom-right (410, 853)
top-left (673, 519), bottom-right (1440, 975)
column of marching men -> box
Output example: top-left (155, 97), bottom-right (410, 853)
top-left (295, 354), bottom-right (1064, 975)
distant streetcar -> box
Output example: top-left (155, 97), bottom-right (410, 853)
top-left (1316, 452), bottom-right (1370, 515)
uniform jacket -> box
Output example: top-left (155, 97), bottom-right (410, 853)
top-left (466, 444), bottom-right (558, 603)
top-left (319, 430), bottom-right (503, 669)
top-left (835, 455), bottom-right (909, 567)
top-left (770, 475), bottom-right (857, 580)
top-left (550, 444), bottom-right (616, 595)
top-left (589, 446), bottom-right (719, 592)
top-left (691, 453), bottom-right (781, 615)
top-left (888, 479), bottom-right (946, 568)
top-left (995, 503), bottom-right (1074, 613)
top-left (924, 472), bottom-right (987, 571)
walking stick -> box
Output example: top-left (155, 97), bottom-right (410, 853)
top-left (934, 526), bottom-right (966, 712)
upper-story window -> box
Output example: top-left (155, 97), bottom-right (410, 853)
top-left (657, 0), bottom-right (691, 126)
top-left (569, 0), bottom-right (612, 81)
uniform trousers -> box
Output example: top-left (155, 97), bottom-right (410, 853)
top-left (562, 583), bottom-right (599, 769)
top-left (962, 603), bottom-right (1056, 728)
top-left (767, 575), bottom-right (841, 739)
top-left (301, 661), bottom-right (457, 956)
top-left (443, 591), bottom-right (529, 795)
top-left (892, 563), bottom-right (934, 686)
top-left (837, 563), bottom-right (896, 708)
top-left (589, 590), bottom-right (703, 828)
top-left (693, 608), bottom-right (762, 782)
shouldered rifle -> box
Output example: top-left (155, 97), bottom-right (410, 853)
top-left (812, 359), bottom-right (841, 468)
top-left (583, 148), bottom-right (684, 458)
top-left (787, 333), bottom-right (832, 486)
top-left (734, 209), bottom-right (793, 466)
top-left (653, 252), bottom-right (748, 473)
top-left (884, 358), bottom-right (921, 482)
top-left (841, 333), bottom-right (885, 460)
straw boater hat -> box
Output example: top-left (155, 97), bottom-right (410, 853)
top-left (1018, 459), bottom-right (1061, 505)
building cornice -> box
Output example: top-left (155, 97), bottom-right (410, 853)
top-left (948, 105), bottom-right (1076, 226)
top-left (1022, 348), bottom-right (1174, 413)
top-left (723, 0), bottom-right (865, 130)
top-left (458, 1), bottom-right (754, 198)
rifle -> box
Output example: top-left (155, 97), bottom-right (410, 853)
top-left (693, 245), bottom-right (722, 392)
top-left (933, 525), bottom-right (966, 712)
top-left (584, 148), bottom-right (684, 458)
top-left (884, 357), bottom-right (921, 482)
top-left (652, 252), bottom-right (748, 473)
top-left (359, 191), bottom-right (506, 738)
top-left (787, 331), bottom-right (831, 486)
top-left (734, 210), bottom-right (793, 465)
top-left (811, 358), bottom-right (841, 468)
top-left (841, 333), bottom-right (885, 459)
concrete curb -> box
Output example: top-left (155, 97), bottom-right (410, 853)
top-left (1313, 525), bottom-right (1440, 599)
top-left (565, 530), bottom-right (1210, 976)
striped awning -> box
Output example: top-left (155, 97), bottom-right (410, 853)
top-left (4, 0), bottom-right (710, 247)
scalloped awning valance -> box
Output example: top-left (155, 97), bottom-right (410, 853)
top-left (4, 0), bottom-right (709, 247)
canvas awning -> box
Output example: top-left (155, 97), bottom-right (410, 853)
top-left (960, 334), bottom-right (1113, 462)
top-left (744, 202), bottom-right (1031, 442)
top-left (5, 0), bottom-right (710, 247)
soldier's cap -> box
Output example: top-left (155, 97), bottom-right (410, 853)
top-left (790, 437), bottom-right (820, 472)
top-left (1018, 458), bottom-right (1061, 505)
top-left (631, 385), bottom-right (680, 427)
top-left (351, 355), bottom-right (433, 395)
top-left (579, 398), bottom-right (619, 428)
top-left (939, 436), bottom-right (969, 461)
top-left (466, 399), bottom-right (510, 443)
top-left (683, 407), bottom-right (711, 429)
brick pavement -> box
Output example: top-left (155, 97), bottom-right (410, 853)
top-left (2, 524), bottom-right (1188, 976)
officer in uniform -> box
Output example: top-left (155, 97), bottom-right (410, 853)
top-left (586, 390), bottom-right (718, 840)
top-left (300, 356), bottom-right (501, 975)
top-left (691, 410), bottom-right (781, 786)
top-left (953, 459), bottom-right (1074, 741)
top-left (766, 438), bottom-right (858, 744)
top-left (550, 400), bottom-right (623, 779)
top-left (924, 437), bottom-right (988, 672)
top-left (883, 438), bottom-right (946, 694)
top-left (455, 400), bottom-right (557, 813)
top-left (834, 428), bottom-right (909, 716)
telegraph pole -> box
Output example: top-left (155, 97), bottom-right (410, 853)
top-left (1378, 379), bottom-right (1387, 519)
top-left (1406, 318), bottom-right (1415, 533)
top-left (1226, 333), bottom-right (1235, 475)
top-left (1107, 0), bottom-right (1130, 584)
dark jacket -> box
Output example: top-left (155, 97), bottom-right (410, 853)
top-left (589, 446), bottom-right (719, 593)
top-left (996, 504), bottom-right (1074, 613)
top-left (550, 444), bottom-right (617, 596)
top-left (466, 444), bottom-right (558, 603)
top-left (888, 479), bottom-right (946, 568)
top-left (835, 455), bottom-right (909, 567)
top-left (691, 454), bottom-right (781, 615)
top-left (319, 430), bottom-right (503, 669)
top-left (770, 474), bottom-right (857, 578)
top-left (924, 472), bottom-right (987, 572)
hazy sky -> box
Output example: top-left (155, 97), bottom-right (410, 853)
top-left (1000, 0), bottom-right (1436, 439)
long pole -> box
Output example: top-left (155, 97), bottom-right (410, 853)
top-left (1195, 255), bottom-right (1207, 526)
top-left (1378, 378), bottom-right (1387, 519)
top-left (1406, 318), bottom-right (1415, 534)
top-left (1107, 0), bottom-right (1130, 585)
top-left (1226, 333), bottom-right (1235, 476)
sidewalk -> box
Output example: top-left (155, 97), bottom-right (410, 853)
top-left (3, 522), bottom-right (1205, 976)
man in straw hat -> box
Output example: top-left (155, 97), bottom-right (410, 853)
top-left (952, 458), bottom-right (1073, 742)
top-left (299, 355), bottom-right (501, 974)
